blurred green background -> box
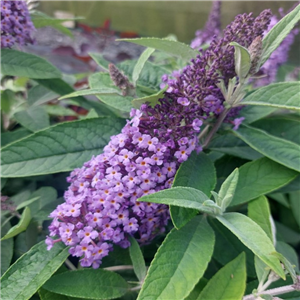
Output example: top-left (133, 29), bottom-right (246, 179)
top-left (40, 1), bottom-right (299, 63)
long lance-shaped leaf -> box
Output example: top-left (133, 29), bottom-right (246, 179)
top-left (261, 4), bottom-right (300, 66)
top-left (132, 48), bottom-right (156, 86)
top-left (170, 152), bottom-right (216, 228)
top-left (0, 241), bottom-right (69, 300)
top-left (42, 269), bottom-right (128, 299)
top-left (120, 38), bottom-right (200, 61)
top-left (232, 125), bottom-right (300, 172)
top-left (58, 88), bottom-right (122, 100)
top-left (197, 253), bottom-right (246, 300)
top-left (1, 49), bottom-right (61, 79)
top-left (240, 82), bottom-right (300, 111)
top-left (140, 187), bottom-right (210, 211)
top-left (217, 212), bottom-right (285, 279)
top-left (1, 117), bottom-right (125, 177)
top-left (137, 215), bottom-right (215, 300)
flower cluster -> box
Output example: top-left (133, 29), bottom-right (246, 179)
top-left (47, 107), bottom-right (202, 268)
top-left (47, 9), bottom-right (274, 268)
top-left (1, 0), bottom-right (35, 48)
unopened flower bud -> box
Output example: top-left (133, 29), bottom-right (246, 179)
top-left (248, 36), bottom-right (263, 74)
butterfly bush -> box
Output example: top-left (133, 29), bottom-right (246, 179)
top-left (47, 9), bottom-right (273, 268)
top-left (1, 0), bottom-right (35, 48)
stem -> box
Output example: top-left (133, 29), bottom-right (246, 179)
top-left (243, 284), bottom-right (297, 300)
top-left (202, 108), bottom-right (230, 149)
top-left (198, 124), bottom-right (210, 141)
top-left (65, 259), bottom-right (77, 270)
top-left (104, 265), bottom-right (134, 272)
top-left (130, 285), bottom-right (142, 292)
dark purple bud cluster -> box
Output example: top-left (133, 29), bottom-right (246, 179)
top-left (1, 0), bottom-right (35, 48)
top-left (47, 107), bottom-right (202, 268)
top-left (165, 10), bottom-right (272, 122)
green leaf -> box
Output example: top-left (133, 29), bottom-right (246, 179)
top-left (171, 152), bottom-right (216, 228)
top-left (209, 133), bottom-right (262, 160)
top-left (197, 253), bottom-right (246, 300)
top-left (27, 187), bottom-right (58, 222)
top-left (16, 196), bottom-right (40, 211)
top-left (240, 82), bottom-right (300, 111)
top-left (133, 48), bottom-right (156, 86)
top-left (128, 236), bottom-right (147, 282)
top-left (1, 207), bottom-right (31, 240)
top-left (88, 53), bottom-right (109, 71)
top-left (14, 106), bottom-right (50, 132)
top-left (1, 128), bottom-right (32, 147)
top-left (0, 241), bottom-right (69, 300)
top-left (132, 87), bottom-right (166, 109)
top-left (252, 116), bottom-right (300, 145)
top-left (261, 4), bottom-right (300, 65)
top-left (1, 49), bottom-right (61, 79)
top-left (271, 252), bottom-right (297, 283)
top-left (28, 84), bottom-right (59, 106)
top-left (230, 42), bottom-right (251, 79)
top-left (231, 157), bottom-right (298, 206)
top-left (1, 117), bottom-right (125, 177)
top-left (254, 256), bottom-right (269, 284)
top-left (39, 288), bottom-right (80, 300)
top-left (43, 269), bottom-right (128, 299)
top-left (217, 168), bottom-right (239, 210)
top-left (30, 11), bottom-right (78, 37)
top-left (137, 215), bottom-right (215, 300)
top-left (1, 218), bottom-right (13, 276)
top-left (276, 241), bottom-right (299, 271)
top-left (58, 88), bottom-right (121, 100)
top-left (248, 196), bottom-right (273, 242)
top-left (232, 125), bottom-right (300, 172)
top-left (209, 218), bottom-right (256, 278)
top-left (276, 221), bottom-right (300, 246)
top-left (96, 94), bottom-right (134, 113)
top-left (239, 105), bottom-right (277, 124)
top-left (184, 278), bottom-right (208, 300)
top-left (217, 212), bottom-right (285, 279)
top-left (120, 38), bottom-right (199, 61)
top-left (289, 191), bottom-right (300, 228)
top-left (139, 186), bottom-right (210, 211)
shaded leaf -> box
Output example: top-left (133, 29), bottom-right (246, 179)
top-left (43, 269), bottom-right (128, 299)
top-left (1, 218), bottom-right (13, 276)
top-left (230, 42), bottom-right (251, 79)
top-left (171, 152), bottom-right (216, 228)
top-left (197, 253), bottom-right (246, 300)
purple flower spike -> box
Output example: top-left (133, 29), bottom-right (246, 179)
top-left (1, 0), bottom-right (35, 48)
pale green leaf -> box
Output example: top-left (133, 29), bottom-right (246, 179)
top-left (0, 241), bottom-right (69, 300)
top-left (230, 42), bottom-right (251, 79)
top-left (1, 117), bottom-right (125, 177)
top-left (28, 84), bottom-right (59, 106)
top-left (261, 4), bottom-right (300, 65)
top-left (217, 212), bottom-right (285, 279)
top-left (197, 253), bottom-right (246, 300)
top-left (120, 38), bottom-right (200, 61)
top-left (139, 187), bottom-right (210, 211)
top-left (96, 94), bottom-right (134, 113)
top-left (1, 207), bottom-right (31, 241)
top-left (133, 48), bottom-right (156, 86)
top-left (137, 216), bottom-right (215, 300)
top-left (171, 152), bottom-right (216, 228)
top-left (132, 87), bottom-right (166, 109)
top-left (14, 106), bottom-right (50, 132)
top-left (1, 49), bottom-right (61, 79)
top-left (248, 196), bottom-right (273, 242)
top-left (254, 256), bottom-right (269, 285)
top-left (58, 88), bottom-right (121, 100)
top-left (240, 82), bottom-right (300, 111)
top-left (43, 269), bottom-right (128, 299)
top-left (289, 191), bottom-right (300, 228)
top-left (233, 125), bottom-right (300, 172)
top-left (88, 53), bottom-right (109, 71)
top-left (128, 236), bottom-right (147, 282)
